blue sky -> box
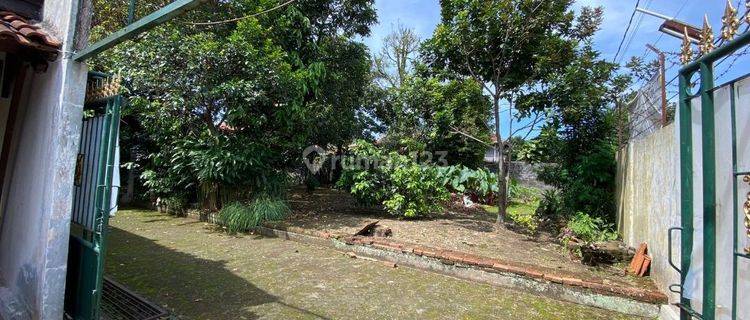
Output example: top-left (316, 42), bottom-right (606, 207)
top-left (361, 0), bottom-right (750, 138)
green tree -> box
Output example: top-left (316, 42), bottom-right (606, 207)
top-left (423, 0), bottom-right (599, 223)
top-left (92, 0), bottom-right (377, 207)
top-left (379, 75), bottom-right (491, 168)
top-left (366, 24), bottom-right (491, 168)
top-left (517, 44), bottom-right (631, 221)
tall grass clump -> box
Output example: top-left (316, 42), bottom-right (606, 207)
top-left (219, 197), bottom-right (290, 233)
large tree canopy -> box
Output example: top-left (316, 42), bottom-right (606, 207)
top-left (93, 0), bottom-right (377, 201)
top-left (422, 0), bottom-right (600, 222)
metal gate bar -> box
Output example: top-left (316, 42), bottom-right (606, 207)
top-left (66, 73), bottom-right (123, 319)
top-left (679, 26), bottom-right (750, 320)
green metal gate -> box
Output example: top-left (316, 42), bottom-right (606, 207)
top-left (64, 73), bottom-right (122, 320)
top-left (675, 9), bottom-right (750, 319)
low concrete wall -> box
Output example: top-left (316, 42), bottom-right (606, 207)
top-left (615, 124), bottom-right (680, 317)
top-left (485, 161), bottom-right (554, 190)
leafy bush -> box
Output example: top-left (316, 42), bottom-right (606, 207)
top-left (304, 175), bottom-right (320, 192)
top-left (507, 203), bottom-right (538, 232)
top-left (507, 179), bottom-right (541, 204)
top-left (535, 189), bottom-right (565, 218)
top-left (219, 197), bottom-right (290, 233)
top-left (436, 165), bottom-right (498, 203)
top-left (337, 141), bottom-right (450, 218)
top-left (536, 130), bottom-right (618, 224)
top-left (163, 195), bottom-right (188, 215)
top-left (563, 212), bottom-right (618, 243)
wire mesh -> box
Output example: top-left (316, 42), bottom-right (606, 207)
top-left (100, 276), bottom-right (169, 320)
top-left (620, 71), bottom-right (668, 147)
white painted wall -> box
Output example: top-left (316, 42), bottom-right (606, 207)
top-left (616, 123), bottom-right (681, 317)
top-left (683, 78), bottom-right (750, 320)
top-left (617, 78), bottom-right (750, 320)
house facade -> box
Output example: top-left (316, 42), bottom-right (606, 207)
top-left (0, 0), bottom-right (88, 318)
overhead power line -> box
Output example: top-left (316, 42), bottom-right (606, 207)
top-left (613, 0), bottom-right (642, 63)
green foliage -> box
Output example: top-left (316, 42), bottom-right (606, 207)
top-left (219, 198), bottom-right (291, 234)
top-left (338, 141), bottom-right (450, 218)
top-left (436, 165), bottom-right (498, 201)
top-left (507, 204), bottom-right (538, 232)
top-left (304, 175), bottom-right (320, 192)
top-left (507, 179), bottom-right (540, 204)
top-left (161, 194), bottom-right (189, 216)
top-left (424, 0), bottom-right (591, 93)
top-left (535, 189), bottom-right (565, 219)
top-left (93, 0), bottom-right (378, 203)
top-left (516, 42), bottom-right (628, 223)
top-left (563, 212), bottom-right (618, 243)
top-left (375, 76), bottom-right (492, 168)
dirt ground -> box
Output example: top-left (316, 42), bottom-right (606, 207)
top-left (270, 187), bottom-right (657, 291)
top-left (106, 210), bottom-right (643, 319)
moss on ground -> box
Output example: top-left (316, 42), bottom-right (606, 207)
top-left (106, 209), bottom-right (644, 319)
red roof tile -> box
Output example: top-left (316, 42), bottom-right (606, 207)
top-left (0, 10), bottom-right (61, 54)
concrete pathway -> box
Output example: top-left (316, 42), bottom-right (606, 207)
top-left (106, 210), bottom-right (644, 319)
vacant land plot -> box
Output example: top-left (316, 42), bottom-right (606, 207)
top-left (106, 210), bottom-right (642, 319)
top-left (274, 187), bottom-right (654, 291)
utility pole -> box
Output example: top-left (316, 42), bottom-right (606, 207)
top-left (646, 44), bottom-right (668, 126)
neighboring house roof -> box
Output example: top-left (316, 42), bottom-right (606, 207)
top-left (0, 10), bottom-right (61, 60)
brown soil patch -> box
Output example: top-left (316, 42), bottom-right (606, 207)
top-left (270, 187), bottom-right (659, 292)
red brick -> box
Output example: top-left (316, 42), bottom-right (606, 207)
top-left (440, 250), bottom-right (465, 264)
top-left (414, 246), bottom-right (440, 258)
top-left (400, 245), bottom-right (415, 254)
top-left (561, 277), bottom-right (585, 287)
top-left (472, 257), bottom-right (496, 268)
top-left (543, 273), bottom-right (565, 284)
top-left (372, 243), bottom-right (394, 252)
top-left (492, 262), bottom-right (518, 274)
top-left (522, 269), bottom-right (545, 279)
top-left (385, 242), bottom-right (403, 250)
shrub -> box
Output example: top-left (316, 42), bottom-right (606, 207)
top-left (507, 204), bottom-right (538, 232)
top-left (338, 141), bottom-right (450, 218)
top-left (537, 140), bottom-right (617, 223)
top-left (219, 197), bottom-right (290, 233)
top-left (563, 212), bottom-right (618, 243)
top-left (304, 175), bottom-right (320, 192)
top-left (436, 165), bottom-right (498, 203)
top-left (535, 189), bottom-right (565, 218)
top-left (508, 179), bottom-right (541, 204)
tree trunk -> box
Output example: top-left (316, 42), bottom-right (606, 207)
top-left (123, 148), bottom-right (135, 204)
top-left (493, 94), bottom-right (507, 224)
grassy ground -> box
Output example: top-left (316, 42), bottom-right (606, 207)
top-left (106, 209), bottom-right (642, 320)
top-left (481, 202), bottom-right (539, 230)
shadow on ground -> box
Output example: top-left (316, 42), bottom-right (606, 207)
top-left (106, 225), bottom-right (326, 319)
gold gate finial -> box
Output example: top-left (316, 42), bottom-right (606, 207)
top-left (722, 0), bottom-right (740, 41)
top-left (700, 15), bottom-right (715, 55)
top-left (85, 74), bottom-right (123, 103)
top-left (681, 27), bottom-right (694, 64)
